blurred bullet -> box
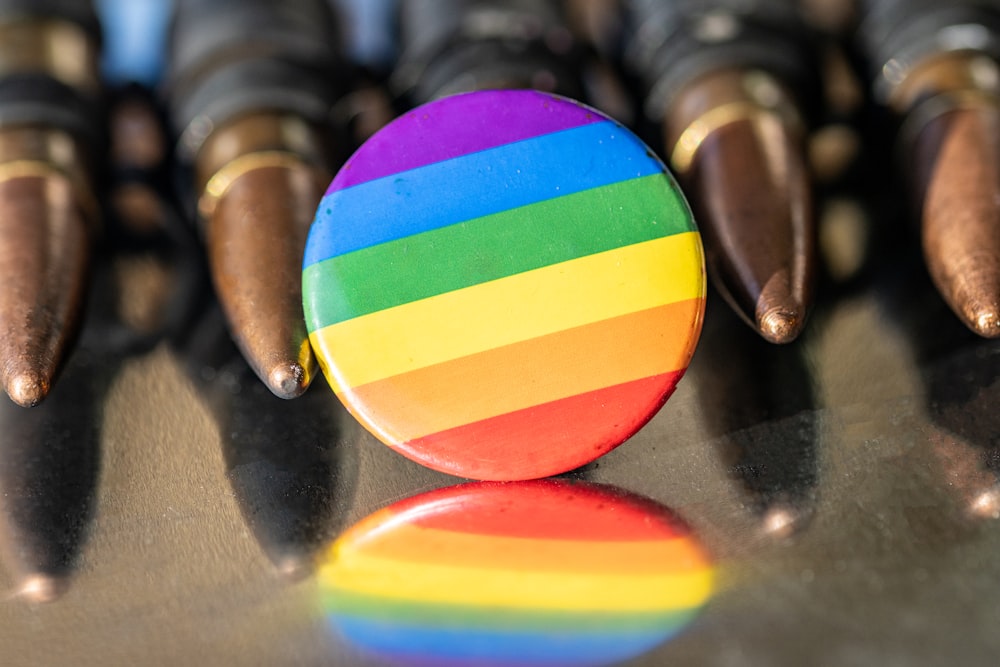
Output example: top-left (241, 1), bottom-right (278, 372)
top-left (0, 5), bottom-right (102, 406)
top-left (626, 0), bottom-right (820, 344)
top-left (800, 0), bottom-right (859, 36)
top-left (107, 85), bottom-right (174, 280)
top-left (393, 0), bottom-right (585, 102)
top-left (105, 85), bottom-right (210, 350)
top-left (565, 0), bottom-right (624, 58)
top-left (859, 0), bottom-right (1000, 338)
top-left (906, 57), bottom-right (1000, 338)
top-left (165, 0), bottom-right (344, 399)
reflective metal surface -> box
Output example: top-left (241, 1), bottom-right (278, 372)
top-left (0, 184), bottom-right (997, 666)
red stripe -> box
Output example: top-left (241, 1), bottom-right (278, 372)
top-left (385, 479), bottom-right (694, 542)
top-left (394, 371), bottom-right (684, 482)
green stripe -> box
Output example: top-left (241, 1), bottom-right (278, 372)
top-left (321, 589), bottom-right (697, 632)
top-left (303, 173), bottom-right (693, 331)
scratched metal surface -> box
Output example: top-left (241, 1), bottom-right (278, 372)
top-left (0, 179), bottom-right (997, 667)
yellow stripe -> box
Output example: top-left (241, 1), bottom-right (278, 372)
top-left (318, 552), bottom-right (714, 612)
top-left (311, 232), bottom-right (705, 390)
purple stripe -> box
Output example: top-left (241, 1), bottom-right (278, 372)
top-left (328, 90), bottom-right (605, 193)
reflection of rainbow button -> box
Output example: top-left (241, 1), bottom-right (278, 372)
top-left (318, 480), bottom-right (715, 667)
top-left (303, 89), bottom-right (705, 480)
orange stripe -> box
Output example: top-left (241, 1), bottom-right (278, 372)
top-left (393, 372), bottom-right (683, 480)
top-left (339, 299), bottom-right (704, 444)
top-left (338, 523), bottom-right (710, 575)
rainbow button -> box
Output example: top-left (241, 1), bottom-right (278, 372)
top-left (318, 480), bottom-right (716, 666)
top-left (303, 89), bottom-right (705, 480)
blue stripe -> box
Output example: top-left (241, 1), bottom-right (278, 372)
top-left (303, 121), bottom-right (666, 267)
top-left (329, 615), bottom-right (675, 665)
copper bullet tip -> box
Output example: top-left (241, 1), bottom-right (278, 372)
top-left (14, 573), bottom-right (66, 604)
top-left (5, 369), bottom-right (49, 407)
top-left (758, 307), bottom-right (805, 344)
top-left (268, 361), bottom-right (310, 400)
top-left (970, 306), bottom-right (1000, 338)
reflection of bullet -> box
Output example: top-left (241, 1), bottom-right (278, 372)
top-left (0, 8), bottom-right (102, 406)
top-left (859, 1), bottom-right (1000, 337)
top-left (627, 1), bottom-right (819, 343)
top-left (923, 337), bottom-right (1000, 520)
top-left (931, 430), bottom-right (1000, 521)
top-left (166, 0), bottom-right (343, 398)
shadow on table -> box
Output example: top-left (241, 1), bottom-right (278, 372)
top-left (689, 287), bottom-right (821, 538)
top-left (171, 297), bottom-right (358, 580)
top-left (0, 203), bottom-right (197, 601)
top-left (876, 243), bottom-right (1000, 522)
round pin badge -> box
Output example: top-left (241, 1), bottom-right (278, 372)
top-left (302, 89), bottom-right (705, 480)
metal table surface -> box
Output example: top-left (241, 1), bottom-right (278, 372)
top-left (0, 184), bottom-right (997, 667)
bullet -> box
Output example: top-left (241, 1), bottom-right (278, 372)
top-left (0, 146), bottom-right (90, 406)
top-left (194, 114), bottom-right (331, 398)
top-left (0, 6), bottom-right (102, 406)
top-left (666, 67), bottom-right (815, 343)
top-left (165, 0), bottom-right (343, 398)
top-left (904, 56), bottom-right (1000, 338)
top-left (107, 87), bottom-right (170, 238)
top-left (393, 0), bottom-right (585, 102)
top-left (565, 0), bottom-right (623, 57)
top-left (859, 0), bottom-right (1000, 338)
top-left (626, 0), bottom-right (820, 344)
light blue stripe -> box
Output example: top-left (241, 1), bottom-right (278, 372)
top-left (329, 615), bottom-right (674, 665)
top-left (303, 121), bottom-right (666, 267)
